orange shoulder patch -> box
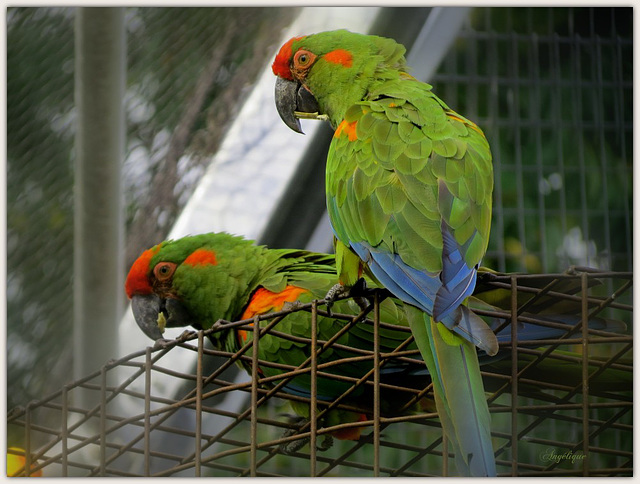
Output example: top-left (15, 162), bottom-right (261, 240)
top-left (238, 285), bottom-right (309, 342)
top-left (334, 119), bottom-right (358, 142)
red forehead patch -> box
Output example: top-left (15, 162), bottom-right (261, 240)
top-left (183, 248), bottom-right (217, 267)
top-left (272, 35), bottom-right (306, 80)
top-left (125, 245), bottom-right (161, 298)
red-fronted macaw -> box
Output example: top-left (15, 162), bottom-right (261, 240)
top-left (125, 233), bottom-right (627, 469)
top-left (272, 29), bottom-right (496, 475)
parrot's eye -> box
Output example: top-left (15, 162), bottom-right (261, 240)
top-left (293, 49), bottom-right (316, 70)
top-left (153, 262), bottom-right (176, 281)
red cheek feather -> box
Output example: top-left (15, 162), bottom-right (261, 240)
top-left (324, 49), bottom-right (353, 68)
top-left (125, 246), bottom-right (161, 298)
top-left (272, 35), bottom-right (306, 79)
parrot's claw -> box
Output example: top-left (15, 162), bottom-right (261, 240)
top-left (317, 434), bottom-right (334, 451)
top-left (279, 434), bottom-right (309, 455)
top-left (278, 415), bottom-right (334, 454)
top-left (152, 338), bottom-right (171, 350)
top-left (279, 430), bottom-right (334, 455)
top-left (283, 300), bottom-right (304, 312)
top-left (323, 283), bottom-right (346, 315)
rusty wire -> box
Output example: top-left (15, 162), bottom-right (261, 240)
top-left (7, 269), bottom-right (632, 477)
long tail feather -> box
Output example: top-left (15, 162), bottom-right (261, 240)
top-left (407, 308), bottom-right (496, 476)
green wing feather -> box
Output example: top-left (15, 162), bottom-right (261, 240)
top-left (327, 76), bottom-right (493, 276)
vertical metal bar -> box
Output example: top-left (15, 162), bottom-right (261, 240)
top-left (551, 30), bottom-right (569, 269)
top-left (531, 34), bottom-right (548, 271)
top-left (195, 332), bottom-right (204, 477)
top-left (144, 347), bottom-right (151, 476)
top-left (250, 315), bottom-right (260, 477)
top-left (373, 292), bottom-right (381, 477)
top-left (510, 30), bottom-right (527, 271)
top-left (61, 386), bottom-right (68, 476)
top-left (73, 7), bottom-right (126, 390)
top-left (24, 404), bottom-right (31, 477)
top-left (614, 31), bottom-right (632, 271)
top-left (487, 11), bottom-right (506, 272)
top-left (593, 36), bottom-right (612, 271)
top-left (310, 301), bottom-right (318, 476)
top-left (510, 275), bottom-right (519, 476)
top-left (571, 33), bottom-right (590, 265)
top-left (100, 367), bottom-right (107, 476)
top-left (581, 272), bottom-right (590, 476)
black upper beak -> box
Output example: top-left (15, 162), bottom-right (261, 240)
top-left (131, 294), bottom-right (194, 341)
top-left (275, 77), bottom-right (320, 134)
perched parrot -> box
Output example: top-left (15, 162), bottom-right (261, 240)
top-left (125, 232), bottom-right (433, 447)
top-left (272, 29), bottom-right (496, 475)
top-left (125, 233), bottom-right (628, 468)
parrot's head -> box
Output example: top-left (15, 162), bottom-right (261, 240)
top-left (125, 232), bottom-right (259, 341)
top-left (272, 29), bottom-right (407, 132)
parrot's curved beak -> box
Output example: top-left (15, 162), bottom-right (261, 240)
top-left (131, 294), bottom-right (194, 341)
top-left (275, 77), bottom-right (320, 134)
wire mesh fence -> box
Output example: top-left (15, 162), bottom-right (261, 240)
top-left (7, 5), bottom-right (295, 413)
top-left (7, 268), bottom-right (632, 477)
top-left (431, 7), bottom-right (632, 274)
top-left (6, 6), bottom-right (633, 478)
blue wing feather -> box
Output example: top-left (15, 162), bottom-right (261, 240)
top-left (434, 224), bottom-right (478, 320)
top-left (351, 240), bottom-right (498, 355)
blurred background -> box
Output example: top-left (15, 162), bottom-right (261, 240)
top-left (6, 6), bottom-right (632, 469)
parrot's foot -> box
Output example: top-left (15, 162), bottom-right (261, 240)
top-left (323, 283), bottom-right (346, 315)
top-left (279, 431), bottom-right (334, 455)
top-left (318, 434), bottom-right (334, 451)
top-left (278, 416), bottom-right (334, 454)
top-left (282, 300), bottom-right (304, 312)
top-left (279, 433), bottom-right (308, 455)
top-left (152, 338), bottom-right (171, 350)
top-left (349, 278), bottom-right (370, 312)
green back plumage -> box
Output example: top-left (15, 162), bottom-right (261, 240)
top-left (325, 76), bottom-right (493, 274)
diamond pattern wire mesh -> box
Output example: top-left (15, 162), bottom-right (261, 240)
top-left (7, 269), bottom-right (632, 477)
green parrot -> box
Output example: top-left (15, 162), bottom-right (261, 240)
top-left (125, 232), bottom-right (435, 447)
top-left (125, 232), bottom-right (627, 472)
top-left (272, 29), bottom-right (496, 475)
